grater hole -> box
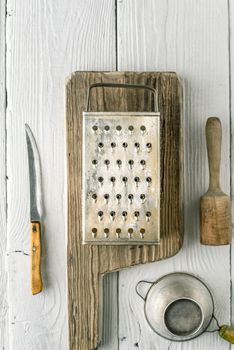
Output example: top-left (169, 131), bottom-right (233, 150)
top-left (140, 228), bottom-right (145, 234)
top-left (122, 176), bottom-right (128, 183)
top-left (140, 160), bottom-right (146, 165)
top-left (104, 193), bottom-right (109, 200)
top-left (116, 228), bottom-right (121, 237)
top-left (128, 160), bottom-right (134, 166)
top-left (104, 228), bottom-right (109, 238)
top-left (92, 228), bottom-right (97, 234)
top-left (122, 211), bottom-right (128, 217)
top-left (104, 125), bottom-right (110, 131)
top-left (98, 211), bottom-right (103, 217)
top-left (104, 159), bottom-right (110, 166)
top-left (117, 159), bottom-right (122, 166)
top-left (128, 228), bottom-right (133, 236)
top-left (122, 142), bottom-right (128, 148)
top-left (146, 211), bottom-right (151, 217)
top-left (111, 142), bottom-right (116, 148)
top-left (134, 176), bottom-right (140, 183)
top-left (110, 211), bottom-right (116, 217)
top-left (140, 194), bottom-right (146, 200)
top-left (134, 211), bottom-right (140, 217)
top-left (92, 125), bottom-right (98, 132)
top-left (128, 125), bottom-right (134, 131)
top-left (146, 177), bottom-right (152, 183)
top-left (92, 194), bottom-right (97, 200)
top-left (98, 142), bottom-right (104, 148)
top-left (98, 176), bottom-right (104, 183)
top-left (135, 142), bottom-right (140, 148)
top-left (116, 125), bottom-right (122, 131)
top-left (146, 142), bottom-right (152, 148)
top-left (116, 194), bottom-right (122, 200)
top-left (92, 159), bottom-right (98, 165)
top-left (110, 176), bottom-right (116, 183)
top-left (140, 125), bottom-right (146, 132)
top-left (128, 194), bottom-right (134, 199)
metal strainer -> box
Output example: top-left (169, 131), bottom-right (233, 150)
top-left (136, 273), bottom-right (214, 342)
top-left (82, 83), bottom-right (160, 245)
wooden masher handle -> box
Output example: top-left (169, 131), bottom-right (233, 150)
top-left (206, 117), bottom-right (222, 191)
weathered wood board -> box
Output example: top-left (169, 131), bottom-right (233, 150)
top-left (66, 71), bottom-right (183, 350)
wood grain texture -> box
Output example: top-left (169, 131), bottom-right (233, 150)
top-left (0, 0), bottom-right (8, 348)
top-left (66, 71), bottom-right (183, 349)
top-left (6, 1), bottom-right (115, 349)
top-left (117, 1), bottom-right (231, 349)
top-left (30, 222), bottom-right (43, 295)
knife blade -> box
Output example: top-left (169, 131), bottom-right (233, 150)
top-left (25, 124), bottom-right (43, 295)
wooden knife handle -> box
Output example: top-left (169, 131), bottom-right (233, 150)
top-left (30, 222), bottom-right (43, 295)
top-left (206, 117), bottom-right (222, 191)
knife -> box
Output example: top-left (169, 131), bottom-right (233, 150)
top-left (25, 124), bottom-right (43, 295)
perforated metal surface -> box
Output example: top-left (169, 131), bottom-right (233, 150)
top-left (82, 112), bottom-right (160, 245)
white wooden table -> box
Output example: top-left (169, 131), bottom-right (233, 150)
top-left (0, 1), bottom-right (233, 349)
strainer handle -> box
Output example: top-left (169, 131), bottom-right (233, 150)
top-left (86, 82), bottom-right (159, 113)
top-left (135, 280), bottom-right (154, 301)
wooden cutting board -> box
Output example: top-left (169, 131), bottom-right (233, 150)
top-left (66, 72), bottom-right (183, 350)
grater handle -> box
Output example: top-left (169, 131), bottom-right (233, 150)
top-left (86, 82), bottom-right (159, 113)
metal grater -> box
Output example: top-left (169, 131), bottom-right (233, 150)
top-left (82, 83), bottom-right (160, 245)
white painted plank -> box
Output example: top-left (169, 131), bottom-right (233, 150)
top-left (6, 1), bottom-right (116, 349)
top-left (0, 0), bottom-right (8, 348)
top-left (117, 1), bottom-right (231, 349)
top-left (99, 273), bottom-right (119, 350)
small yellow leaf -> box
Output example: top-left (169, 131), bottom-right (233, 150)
top-left (219, 325), bottom-right (234, 344)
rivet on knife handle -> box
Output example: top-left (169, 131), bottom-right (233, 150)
top-left (31, 221), bottom-right (42, 294)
